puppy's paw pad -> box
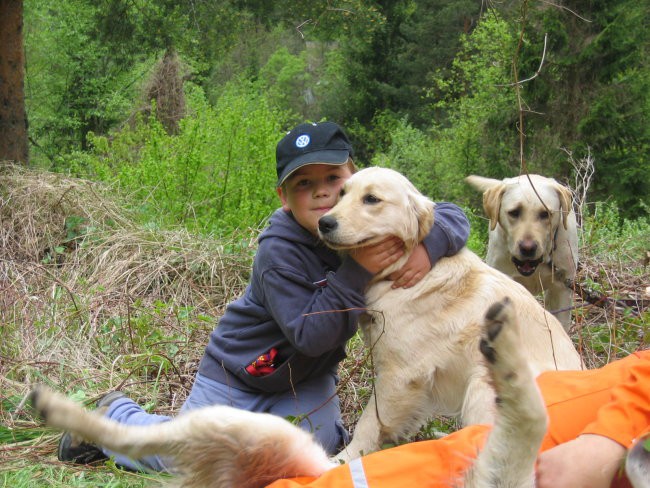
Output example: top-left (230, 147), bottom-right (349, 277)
top-left (481, 297), bottom-right (523, 372)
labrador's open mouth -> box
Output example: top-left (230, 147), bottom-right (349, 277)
top-left (512, 256), bottom-right (543, 276)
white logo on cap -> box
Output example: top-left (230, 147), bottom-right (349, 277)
top-left (296, 135), bottom-right (310, 148)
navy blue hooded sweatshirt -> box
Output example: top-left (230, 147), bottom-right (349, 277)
top-left (198, 202), bottom-right (469, 393)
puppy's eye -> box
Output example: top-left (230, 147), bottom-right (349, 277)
top-left (363, 194), bottom-right (381, 204)
top-left (539, 210), bottom-right (550, 220)
top-left (339, 189), bottom-right (346, 197)
top-left (507, 209), bottom-right (520, 219)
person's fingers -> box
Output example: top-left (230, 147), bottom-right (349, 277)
top-left (392, 269), bottom-right (421, 288)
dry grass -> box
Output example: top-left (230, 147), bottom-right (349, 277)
top-left (0, 163), bottom-right (647, 476)
top-left (0, 164), bottom-right (253, 433)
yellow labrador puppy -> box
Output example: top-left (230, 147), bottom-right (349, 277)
top-left (317, 167), bottom-right (582, 462)
top-left (465, 174), bottom-right (578, 330)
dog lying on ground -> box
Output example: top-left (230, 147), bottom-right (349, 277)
top-left (465, 174), bottom-right (578, 330)
top-left (30, 298), bottom-right (550, 488)
top-left (317, 167), bottom-right (581, 462)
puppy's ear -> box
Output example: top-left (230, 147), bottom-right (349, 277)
top-left (554, 184), bottom-right (574, 230)
top-left (409, 191), bottom-right (435, 245)
top-left (482, 185), bottom-right (505, 231)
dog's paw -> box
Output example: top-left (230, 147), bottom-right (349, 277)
top-left (29, 385), bottom-right (83, 434)
top-left (479, 297), bottom-right (516, 365)
top-left (479, 297), bottom-right (530, 396)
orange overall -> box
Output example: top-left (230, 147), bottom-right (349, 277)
top-left (268, 350), bottom-right (650, 488)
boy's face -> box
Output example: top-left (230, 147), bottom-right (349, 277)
top-left (277, 163), bottom-right (354, 236)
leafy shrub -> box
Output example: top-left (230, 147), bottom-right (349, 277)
top-left (74, 80), bottom-right (290, 235)
top-left (581, 201), bottom-right (650, 262)
top-left (425, 12), bottom-right (520, 183)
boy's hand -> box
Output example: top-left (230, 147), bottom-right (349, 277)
top-left (350, 236), bottom-right (404, 275)
top-left (535, 434), bottom-right (626, 488)
top-left (389, 243), bottom-right (431, 288)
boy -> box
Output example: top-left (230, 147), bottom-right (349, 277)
top-left (58, 121), bottom-right (470, 471)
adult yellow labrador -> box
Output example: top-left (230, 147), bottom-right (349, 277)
top-left (466, 174), bottom-right (578, 330)
top-left (317, 167), bottom-right (582, 462)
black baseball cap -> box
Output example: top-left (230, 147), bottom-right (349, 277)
top-left (276, 121), bottom-right (353, 186)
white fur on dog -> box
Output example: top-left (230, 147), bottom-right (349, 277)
top-left (466, 174), bottom-right (578, 330)
top-left (317, 167), bottom-right (582, 462)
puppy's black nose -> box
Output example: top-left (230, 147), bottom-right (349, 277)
top-left (318, 216), bottom-right (338, 234)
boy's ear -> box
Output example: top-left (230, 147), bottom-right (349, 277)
top-left (277, 187), bottom-right (291, 211)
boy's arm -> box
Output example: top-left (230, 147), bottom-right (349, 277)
top-left (261, 255), bottom-right (372, 357)
top-left (390, 202), bottom-right (470, 288)
top-left (422, 202), bottom-right (470, 265)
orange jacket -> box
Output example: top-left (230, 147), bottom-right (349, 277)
top-left (268, 350), bottom-right (650, 488)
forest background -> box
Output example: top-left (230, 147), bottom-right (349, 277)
top-left (1, 0), bottom-right (649, 486)
top-left (17, 0), bottom-right (650, 228)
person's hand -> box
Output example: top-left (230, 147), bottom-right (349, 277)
top-left (536, 434), bottom-right (626, 488)
top-left (350, 236), bottom-right (404, 275)
top-left (388, 243), bottom-right (431, 288)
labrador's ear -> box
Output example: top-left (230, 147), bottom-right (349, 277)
top-left (482, 184), bottom-right (506, 231)
top-left (554, 183), bottom-right (574, 230)
top-left (465, 176), bottom-right (505, 231)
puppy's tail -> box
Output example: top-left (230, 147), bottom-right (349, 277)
top-left (30, 386), bottom-right (180, 459)
top-left (30, 385), bottom-right (334, 487)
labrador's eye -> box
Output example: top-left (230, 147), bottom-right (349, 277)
top-left (363, 194), bottom-right (381, 204)
top-left (339, 189), bottom-right (346, 197)
top-left (539, 210), bottom-right (549, 220)
top-left (507, 208), bottom-right (520, 219)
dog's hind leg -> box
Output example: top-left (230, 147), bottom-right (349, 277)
top-left (463, 297), bottom-right (548, 488)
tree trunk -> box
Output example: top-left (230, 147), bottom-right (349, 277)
top-left (0, 0), bottom-right (29, 164)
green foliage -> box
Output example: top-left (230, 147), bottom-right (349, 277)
top-left (581, 201), bottom-right (650, 261)
top-left (1, 464), bottom-right (166, 487)
top-left (24, 0), bottom-right (155, 165)
top-left (73, 81), bottom-right (289, 234)
top-left (518, 0), bottom-right (650, 217)
top-left (426, 11), bottom-right (520, 182)
top-left (257, 47), bottom-right (310, 118)
top-left (372, 14), bottom-right (519, 204)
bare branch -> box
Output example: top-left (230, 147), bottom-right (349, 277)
top-left (539, 1), bottom-right (593, 23)
top-left (563, 146), bottom-right (595, 222)
top-left (296, 19), bottom-right (312, 39)
top-left (497, 33), bottom-right (548, 87)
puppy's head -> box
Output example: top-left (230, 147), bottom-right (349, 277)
top-left (318, 167), bottom-right (434, 253)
